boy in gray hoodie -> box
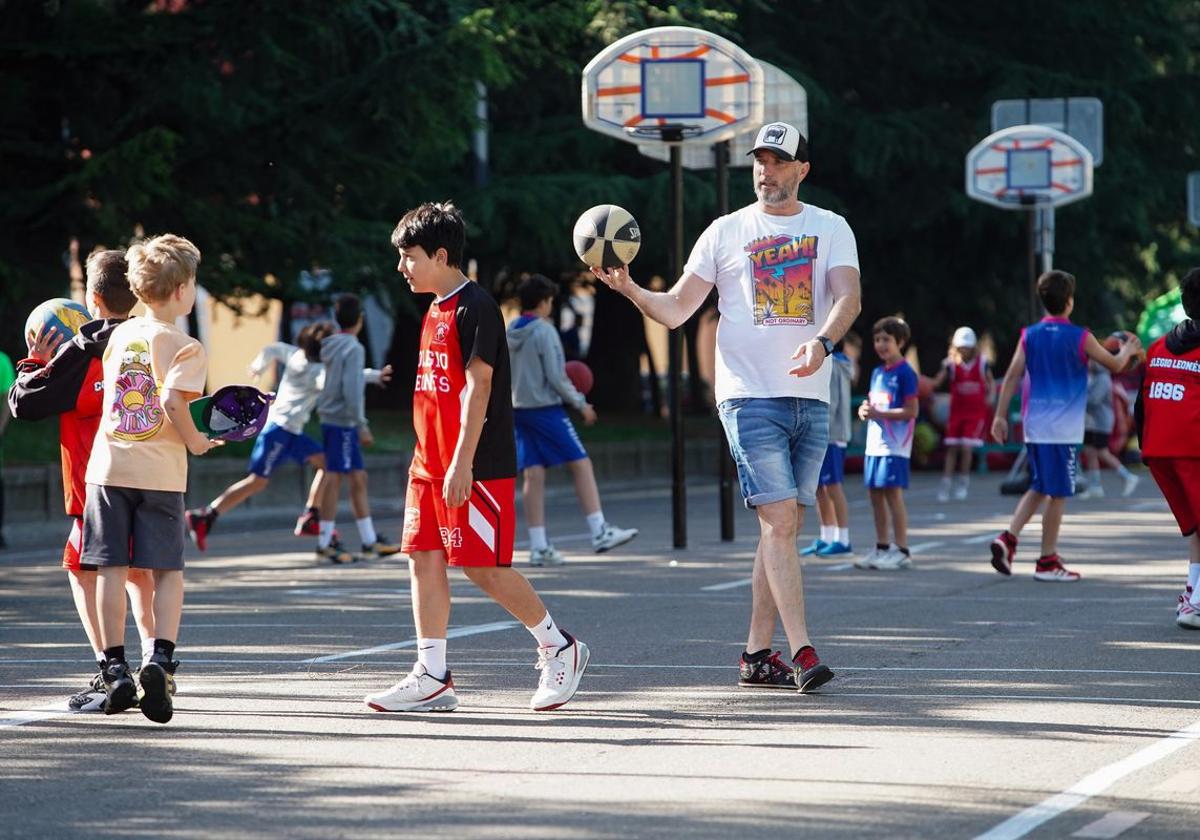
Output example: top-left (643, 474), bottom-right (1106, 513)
top-left (315, 294), bottom-right (400, 560)
top-left (507, 275), bottom-right (637, 565)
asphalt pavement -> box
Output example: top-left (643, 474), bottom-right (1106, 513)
top-left (1, 470), bottom-right (1197, 839)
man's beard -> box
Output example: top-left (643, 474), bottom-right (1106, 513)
top-left (755, 177), bottom-right (798, 205)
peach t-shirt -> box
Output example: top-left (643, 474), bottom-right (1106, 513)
top-left (85, 317), bottom-right (207, 492)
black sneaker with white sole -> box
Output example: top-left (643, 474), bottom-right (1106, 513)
top-left (68, 672), bottom-right (107, 712)
top-left (138, 657), bottom-right (177, 724)
top-left (738, 650), bottom-right (795, 689)
top-left (102, 661), bottom-right (138, 715)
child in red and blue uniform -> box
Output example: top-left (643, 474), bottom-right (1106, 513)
top-left (855, 317), bottom-right (919, 571)
top-left (989, 270), bottom-right (1142, 582)
top-left (932, 326), bottom-right (994, 502)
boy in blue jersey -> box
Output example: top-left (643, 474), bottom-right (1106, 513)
top-left (855, 317), bottom-right (919, 570)
top-left (989, 270), bottom-right (1142, 581)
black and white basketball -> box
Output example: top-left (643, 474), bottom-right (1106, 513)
top-left (572, 204), bottom-right (641, 269)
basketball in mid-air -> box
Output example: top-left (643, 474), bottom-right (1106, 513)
top-left (573, 204), bottom-right (641, 270)
top-left (24, 298), bottom-right (90, 352)
top-left (1103, 330), bottom-right (1145, 369)
top-left (565, 360), bottom-right (594, 396)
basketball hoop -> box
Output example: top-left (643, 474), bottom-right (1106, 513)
top-left (623, 123), bottom-right (704, 143)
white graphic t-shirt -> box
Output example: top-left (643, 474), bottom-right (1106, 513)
top-left (684, 203), bottom-right (859, 403)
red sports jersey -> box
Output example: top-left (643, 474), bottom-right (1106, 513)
top-left (410, 280), bottom-right (516, 481)
top-left (1140, 336), bottom-right (1200, 458)
top-left (61, 358), bottom-right (105, 515)
top-left (948, 356), bottom-right (990, 420)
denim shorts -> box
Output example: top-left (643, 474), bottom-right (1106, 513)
top-left (717, 397), bottom-right (829, 508)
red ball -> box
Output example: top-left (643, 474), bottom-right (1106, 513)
top-left (565, 360), bottom-right (593, 396)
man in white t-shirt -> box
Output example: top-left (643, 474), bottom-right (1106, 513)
top-left (594, 122), bottom-right (861, 693)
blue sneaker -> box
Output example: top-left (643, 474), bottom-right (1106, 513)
top-left (800, 539), bottom-right (828, 557)
top-left (817, 541), bottom-right (853, 556)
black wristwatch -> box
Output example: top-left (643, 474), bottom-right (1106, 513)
top-left (816, 335), bottom-right (835, 357)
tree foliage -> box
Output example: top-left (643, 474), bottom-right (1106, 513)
top-left (3, 0), bottom-right (1199, 404)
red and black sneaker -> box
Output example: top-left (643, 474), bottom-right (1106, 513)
top-left (792, 646), bottom-right (834, 693)
top-left (184, 507), bottom-right (216, 552)
top-left (294, 506), bottom-right (320, 537)
top-left (738, 650), bottom-right (795, 689)
top-left (1033, 554), bottom-right (1081, 582)
top-left (990, 530), bottom-right (1017, 576)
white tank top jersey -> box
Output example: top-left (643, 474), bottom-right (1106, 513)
top-left (684, 203), bottom-right (859, 404)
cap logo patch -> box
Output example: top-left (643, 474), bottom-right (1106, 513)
top-left (764, 125), bottom-right (787, 145)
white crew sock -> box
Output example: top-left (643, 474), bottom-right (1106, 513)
top-left (318, 521), bottom-right (335, 549)
top-left (356, 517), bottom-right (377, 546)
top-left (836, 527), bottom-right (850, 545)
top-left (820, 525), bottom-right (836, 543)
top-left (586, 512), bottom-right (606, 538)
top-left (526, 612), bottom-right (568, 650)
top-left (1114, 463), bottom-right (1132, 478)
top-left (95, 651), bottom-right (106, 667)
top-left (528, 526), bottom-right (549, 551)
top-left (141, 637), bottom-right (156, 666)
top-left (1089, 468), bottom-right (1102, 485)
top-left (417, 638), bottom-right (448, 680)
top-left (1188, 563), bottom-right (1200, 593)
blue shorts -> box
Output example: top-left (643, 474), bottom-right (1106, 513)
top-left (717, 397), bottom-right (829, 508)
top-left (321, 424), bottom-right (364, 473)
top-left (819, 443), bottom-right (846, 487)
top-left (1027, 442), bottom-right (1077, 497)
top-left (515, 406), bottom-right (588, 470)
top-left (864, 455), bottom-right (910, 489)
top-left (247, 422), bottom-right (323, 478)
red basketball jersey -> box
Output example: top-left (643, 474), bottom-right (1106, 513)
top-left (948, 357), bottom-right (989, 419)
top-left (1140, 336), bottom-right (1200, 458)
top-left (61, 357), bottom-right (106, 515)
top-left (411, 281), bottom-right (516, 481)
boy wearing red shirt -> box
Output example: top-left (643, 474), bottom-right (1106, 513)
top-left (364, 202), bottom-right (588, 713)
top-left (7, 251), bottom-right (158, 711)
top-left (1137, 268), bottom-right (1200, 628)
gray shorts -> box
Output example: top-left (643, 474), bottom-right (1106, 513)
top-left (81, 484), bottom-right (186, 570)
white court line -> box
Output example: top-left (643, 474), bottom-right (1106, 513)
top-left (1129, 500), bottom-right (1167, 512)
top-left (908, 541), bottom-right (945, 553)
top-left (825, 563), bottom-right (855, 571)
top-left (1070, 811), bottom-right (1150, 839)
top-left (0, 702), bottom-right (71, 729)
top-left (700, 578), bottom-right (753, 592)
top-left (301, 620), bottom-right (520, 664)
top-left (973, 718), bottom-right (1200, 840)
top-left (963, 533), bottom-right (1000, 545)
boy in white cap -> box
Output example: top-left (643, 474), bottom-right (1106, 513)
top-left (930, 326), bottom-right (994, 501)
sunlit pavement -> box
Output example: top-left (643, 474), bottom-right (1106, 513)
top-left (1, 470), bottom-right (1196, 839)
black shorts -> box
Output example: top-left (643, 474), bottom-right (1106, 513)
top-left (81, 484), bottom-right (186, 571)
top-left (1083, 430), bottom-right (1111, 450)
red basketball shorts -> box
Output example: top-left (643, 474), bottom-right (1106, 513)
top-left (63, 517), bottom-right (98, 572)
top-left (944, 413), bottom-right (988, 447)
top-left (1146, 457), bottom-right (1200, 537)
top-left (402, 476), bottom-right (515, 567)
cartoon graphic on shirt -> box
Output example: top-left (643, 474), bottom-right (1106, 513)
top-left (110, 338), bottom-right (164, 441)
top-left (745, 234), bottom-right (818, 326)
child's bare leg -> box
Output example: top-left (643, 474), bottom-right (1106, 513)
top-left (522, 466), bottom-right (546, 528)
top-left (409, 551), bottom-right (451, 638)
top-left (885, 487), bottom-right (909, 547)
top-left (1008, 490), bottom-right (1047, 537)
top-left (67, 569), bottom-right (102, 655)
top-left (209, 474), bottom-right (269, 514)
top-left (1040, 497), bottom-right (1067, 556)
top-left (462, 566), bottom-right (547, 627)
top-left (150, 569), bottom-right (184, 643)
top-left (126, 568), bottom-right (157, 657)
top-left (565, 457), bottom-right (602, 517)
top-left (96, 566), bottom-right (130, 651)
top-left (870, 489), bottom-right (889, 544)
top-left (828, 483), bottom-right (849, 529)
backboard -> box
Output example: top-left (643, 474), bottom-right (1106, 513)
top-left (991, 97), bottom-right (1103, 166)
top-left (965, 125), bottom-right (1093, 210)
top-left (581, 26), bottom-right (764, 147)
top-left (1189, 171), bottom-right (1200, 227)
top-left (637, 59), bottom-right (805, 170)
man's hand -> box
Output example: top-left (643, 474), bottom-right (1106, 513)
top-left (991, 415), bottom-right (1008, 444)
top-left (28, 324), bottom-right (66, 364)
top-left (580, 404), bottom-right (597, 426)
top-left (590, 265), bottom-right (636, 297)
top-left (187, 434), bottom-right (224, 456)
top-left (443, 460), bottom-right (472, 508)
top-left (359, 426), bottom-right (374, 447)
top-left (788, 338), bottom-right (826, 377)
top-left (378, 364), bottom-right (394, 385)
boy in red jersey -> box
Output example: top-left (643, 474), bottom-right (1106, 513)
top-left (364, 202), bottom-right (589, 713)
top-left (7, 251), bottom-right (159, 711)
top-left (931, 326), bottom-right (994, 502)
top-left (1136, 267), bottom-right (1200, 628)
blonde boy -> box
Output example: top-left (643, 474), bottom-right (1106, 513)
top-left (82, 234), bottom-right (220, 723)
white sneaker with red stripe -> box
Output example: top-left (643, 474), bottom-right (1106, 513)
top-left (531, 632), bottom-right (590, 711)
top-left (1032, 555), bottom-right (1081, 582)
top-left (1177, 588), bottom-right (1200, 629)
top-left (364, 664), bottom-right (458, 712)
